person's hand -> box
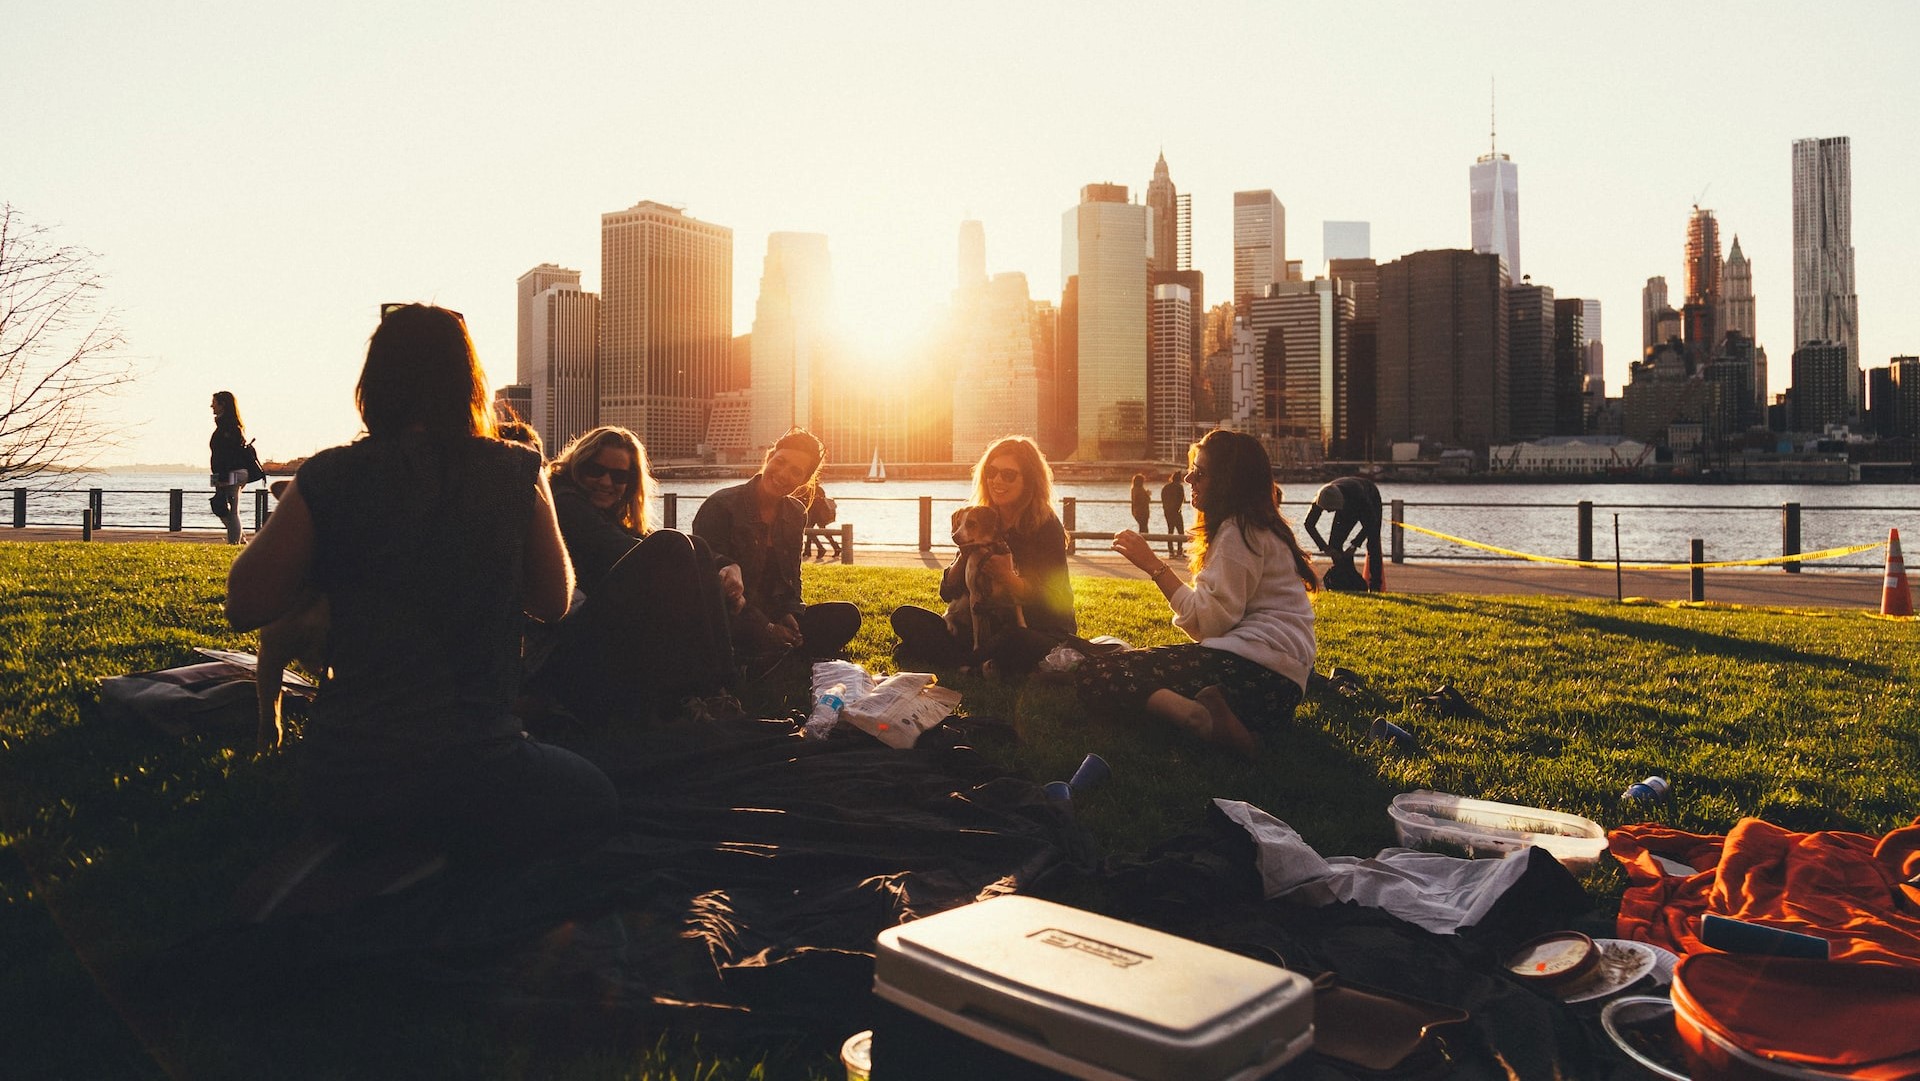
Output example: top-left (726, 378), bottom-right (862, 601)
top-left (1111, 529), bottom-right (1160, 573)
top-left (718, 564), bottom-right (746, 612)
top-left (773, 614), bottom-right (804, 648)
top-left (983, 551), bottom-right (1020, 589)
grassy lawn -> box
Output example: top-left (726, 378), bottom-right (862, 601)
top-left (2, 542), bottom-right (1916, 1078)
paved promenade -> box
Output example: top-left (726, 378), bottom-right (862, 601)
top-left (9, 524), bottom-right (1896, 610)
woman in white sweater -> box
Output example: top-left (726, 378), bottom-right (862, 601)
top-left (1075, 429), bottom-right (1319, 755)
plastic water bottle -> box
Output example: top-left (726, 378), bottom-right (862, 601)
top-left (1622, 775), bottom-right (1670, 802)
top-left (803, 684), bottom-right (846, 740)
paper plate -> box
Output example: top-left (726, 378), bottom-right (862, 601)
top-left (194, 648), bottom-right (317, 689)
top-left (1558, 938), bottom-right (1659, 1004)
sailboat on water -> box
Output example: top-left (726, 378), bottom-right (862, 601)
top-left (864, 448), bottom-right (887, 484)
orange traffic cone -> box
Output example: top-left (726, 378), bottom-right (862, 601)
top-left (1883, 528), bottom-right (1913, 618)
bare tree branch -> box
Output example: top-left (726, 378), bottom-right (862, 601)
top-left (0, 204), bottom-right (138, 485)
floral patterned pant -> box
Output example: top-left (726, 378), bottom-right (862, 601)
top-left (1072, 644), bottom-right (1304, 730)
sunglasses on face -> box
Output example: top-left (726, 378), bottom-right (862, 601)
top-left (984, 467), bottom-right (1023, 484)
top-left (578, 461), bottom-right (637, 486)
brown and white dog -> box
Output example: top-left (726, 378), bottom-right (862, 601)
top-left (256, 480), bottom-right (328, 752)
top-left (945, 504), bottom-right (1026, 659)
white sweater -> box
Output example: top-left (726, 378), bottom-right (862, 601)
top-left (1167, 520), bottom-right (1316, 690)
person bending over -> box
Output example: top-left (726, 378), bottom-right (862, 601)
top-left (890, 435), bottom-right (1078, 676)
top-left (692, 429), bottom-right (860, 668)
top-left (1074, 428), bottom-right (1318, 756)
top-left (525, 425), bottom-right (742, 722)
top-left (225, 304), bottom-right (615, 856)
top-left (1304, 475), bottom-right (1384, 592)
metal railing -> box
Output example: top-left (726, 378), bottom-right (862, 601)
top-left (9, 485), bottom-right (1913, 572)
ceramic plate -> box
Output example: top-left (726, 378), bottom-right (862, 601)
top-left (1557, 938), bottom-right (1658, 1003)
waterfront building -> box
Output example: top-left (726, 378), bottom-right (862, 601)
top-left (1553, 298), bottom-right (1586, 436)
top-left (1246, 279), bottom-right (1354, 453)
top-left (1152, 267), bottom-right (1205, 428)
top-left (1705, 333), bottom-right (1759, 437)
top-left (1147, 153), bottom-right (1178, 274)
top-left (958, 219), bottom-right (986, 289)
top-left (1329, 258), bottom-right (1380, 458)
top-left (1470, 136), bottom-right (1520, 282)
top-left (1323, 221), bottom-right (1370, 263)
top-left (599, 200), bottom-right (732, 459)
top-left (1697, 205), bottom-right (1728, 353)
top-left (1792, 136), bottom-right (1861, 411)
top-left (1486, 435), bottom-right (1652, 474)
top-left (1148, 283), bottom-right (1194, 461)
top-left (1063, 183), bottom-right (1149, 459)
top-left (1642, 277), bottom-right (1668, 356)
top-left (516, 263), bottom-right (580, 388)
top-left (749, 232), bottom-right (834, 454)
top-left (1622, 341), bottom-right (1726, 451)
top-left (1376, 249), bottom-right (1509, 452)
top-left (1233, 190), bottom-right (1285, 310)
top-left (1508, 282), bottom-right (1556, 440)
top-left (1228, 322), bottom-right (1258, 430)
top-left (1890, 356), bottom-right (1920, 439)
top-left (705, 389), bottom-right (753, 462)
top-left (1790, 340), bottom-right (1850, 432)
top-left (951, 272), bottom-right (1043, 464)
top-left (528, 283), bottom-right (601, 454)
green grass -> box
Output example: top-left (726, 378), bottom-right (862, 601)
top-left (3, 543), bottom-right (1917, 1078)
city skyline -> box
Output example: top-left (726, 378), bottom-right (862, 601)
top-left (7, 2), bottom-right (1918, 464)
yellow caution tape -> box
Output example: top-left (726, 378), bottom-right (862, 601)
top-left (1390, 521), bottom-right (1887, 571)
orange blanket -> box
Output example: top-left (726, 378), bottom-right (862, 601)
top-left (1610, 817), bottom-right (1920, 967)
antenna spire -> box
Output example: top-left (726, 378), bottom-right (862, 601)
top-left (1490, 77), bottom-right (1497, 155)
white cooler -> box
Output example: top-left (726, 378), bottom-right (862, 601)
top-left (871, 896), bottom-right (1314, 1081)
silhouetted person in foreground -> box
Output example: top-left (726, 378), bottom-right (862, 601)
top-left (1304, 476), bottom-right (1384, 592)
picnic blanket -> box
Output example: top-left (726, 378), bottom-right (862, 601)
top-left (1610, 817), bottom-right (1920, 966)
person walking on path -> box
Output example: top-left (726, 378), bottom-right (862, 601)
top-left (1160, 470), bottom-right (1186, 557)
top-left (1304, 476), bottom-right (1384, 592)
top-left (1074, 429), bottom-right (1318, 756)
top-left (1129, 473), bottom-right (1152, 536)
top-left (208, 391), bottom-right (252, 544)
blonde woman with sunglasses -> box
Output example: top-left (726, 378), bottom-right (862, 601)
top-left (525, 426), bottom-right (743, 722)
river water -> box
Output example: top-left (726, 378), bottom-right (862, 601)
top-left (16, 472), bottom-right (1917, 572)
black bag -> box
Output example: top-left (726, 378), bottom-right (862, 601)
top-left (210, 491), bottom-right (231, 516)
top-left (243, 441), bottom-right (267, 484)
top-left (820, 496), bottom-right (837, 525)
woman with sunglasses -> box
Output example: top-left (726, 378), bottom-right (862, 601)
top-left (1073, 429), bottom-right (1317, 756)
top-left (225, 304), bottom-right (616, 860)
top-left (692, 428), bottom-right (860, 667)
top-left (890, 435), bottom-right (1077, 675)
top-left (527, 426), bottom-right (742, 722)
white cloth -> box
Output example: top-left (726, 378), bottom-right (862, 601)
top-left (1214, 799), bottom-right (1540, 935)
top-left (1166, 521), bottom-right (1315, 690)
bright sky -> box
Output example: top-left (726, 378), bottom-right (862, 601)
top-left (8, 1), bottom-right (1917, 466)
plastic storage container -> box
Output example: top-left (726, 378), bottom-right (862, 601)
top-left (872, 895), bottom-right (1315, 1081)
top-left (1387, 790), bottom-right (1608, 873)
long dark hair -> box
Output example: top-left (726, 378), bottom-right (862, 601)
top-left (356, 304), bottom-right (494, 439)
top-left (212, 390), bottom-right (244, 432)
top-left (1187, 429), bottom-right (1317, 590)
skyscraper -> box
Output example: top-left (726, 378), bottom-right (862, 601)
top-left (1684, 206), bottom-right (1722, 361)
top-left (1146, 153), bottom-right (1178, 274)
top-left (1552, 297), bottom-right (1586, 435)
top-left (1233, 190), bottom-right (1285, 310)
top-left (1790, 341), bottom-right (1850, 431)
top-left (1245, 279), bottom-right (1354, 452)
top-left (1175, 193), bottom-right (1193, 272)
top-left (516, 263), bottom-right (581, 387)
top-left (749, 232), bottom-right (834, 453)
top-left (1721, 235), bottom-right (1755, 340)
top-left (1323, 221), bottom-right (1371, 263)
top-left (957, 219), bottom-right (986, 289)
top-left (1642, 277), bottom-right (1669, 355)
top-left (1792, 136), bottom-right (1861, 411)
top-left (1063, 183), bottom-right (1148, 459)
top-left (1580, 298), bottom-right (1605, 406)
top-left (1148, 283), bottom-right (1193, 461)
top-left (1508, 282), bottom-right (1556, 440)
top-left (1376, 250), bottom-right (1509, 450)
top-left (1329, 258), bottom-right (1380, 457)
top-left (951, 272), bottom-right (1042, 464)
top-left (528, 283), bottom-right (600, 454)
top-left (599, 200), bottom-right (732, 458)
top-left (1470, 113), bottom-right (1520, 281)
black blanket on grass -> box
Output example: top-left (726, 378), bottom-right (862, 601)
top-left (162, 715), bottom-right (1634, 1077)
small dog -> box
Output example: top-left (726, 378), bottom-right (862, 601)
top-left (256, 480), bottom-right (328, 753)
top-left (945, 505), bottom-right (1026, 660)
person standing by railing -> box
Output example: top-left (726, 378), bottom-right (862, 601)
top-left (1160, 469), bottom-right (1186, 558)
top-left (1129, 473), bottom-right (1152, 535)
top-left (209, 390), bottom-right (251, 544)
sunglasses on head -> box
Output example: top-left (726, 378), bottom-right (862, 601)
top-left (984, 466), bottom-right (1023, 484)
top-left (379, 303), bottom-right (466, 323)
top-left (578, 461), bottom-right (637, 486)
